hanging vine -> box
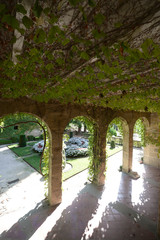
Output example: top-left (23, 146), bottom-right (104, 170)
top-left (0, 1), bottom-right (160, 113)
top-left (76, 116), bottom-right (102, 182)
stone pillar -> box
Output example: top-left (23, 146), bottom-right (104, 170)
top-left (48, 131), bottom-right (63, 206)
top-left (144, 113), bottom-right (160, 168)
top-left (158, 199), bottom-right (160, 238)
top-left (92, 124), bottom-right (107, 186)
top-left (122, 122), bottom-right (133, 173)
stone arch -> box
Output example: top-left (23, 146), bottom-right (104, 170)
top-left (132, 116), bottom-right (150, 170)
top-left (107, 116), bottom-right (130, 172)
top-left (133, 116), bottom-right (150, 130)
top-left (63, 115), bottom-right (98, 178)
top-left (0, 111), bottom-right (52, 200)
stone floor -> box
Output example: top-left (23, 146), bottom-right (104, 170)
top-left (0, 146), bottom-right (160, 240)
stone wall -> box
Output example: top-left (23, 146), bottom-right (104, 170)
top-left (144, 113), bottom-right (160, 168)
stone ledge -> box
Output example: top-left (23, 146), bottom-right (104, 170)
top-left (128, 171), bottom-right (140, 179)
top-left (122, 169), bottom-right (140, 180)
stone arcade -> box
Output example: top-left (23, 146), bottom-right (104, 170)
top-left (0, 98), bottom-right (159, 207)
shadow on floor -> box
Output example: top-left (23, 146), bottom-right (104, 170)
top-left (0, 183), bottom-right (104, 240)
top-left (45, 183), bottom-right (103, 240)
top-left (0, 199), bottom-right (57, 240)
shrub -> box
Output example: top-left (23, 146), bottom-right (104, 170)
top-left (27, 135), bottom-right (35, 141)
top-left (19, 135), bottom-right (26, 147)
top-left (0, 139), bottom-right (12, 145)
top-left (109, 127), bottom-right (117, 136)
top-left (11, 136), bottom-right (19, 143)
top-left (110, 140), bottom-right (115, 149)
top-left (65, 137), bottom-right (89, 157)
top-left (65, 147), bottom-right (88, 157)
top-left (39, 134), bottom-right (43, 140)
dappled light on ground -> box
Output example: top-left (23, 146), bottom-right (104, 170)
top-left (0, 149), bottom-right (159, 240)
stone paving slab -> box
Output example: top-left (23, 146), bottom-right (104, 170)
top-left (0, 147), bottom-right (160, 240)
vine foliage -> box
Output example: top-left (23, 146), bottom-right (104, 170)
top-left (0, 1), bottom-right (160, 113)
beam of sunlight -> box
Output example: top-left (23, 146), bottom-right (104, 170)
top-left (131, 176), bottom-right (148, 206)
top-left (131, 149), bottom-right (147, 205)
top-left (81, 154), bottom-right (122, 240)
top-left (29, 191), bottom-right (81, 240)
top-left (0, 172), bottom-right (44, 233)
top-left (0, 146), bottom-right (8, 152)
top-left (80, 196), bottom-right (107, 240)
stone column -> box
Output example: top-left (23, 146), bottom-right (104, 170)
top-left (144, 113), bottom-right (160, 168)
top-left (122, 123), bottom-right (133, 173)
top-left (92, 124), bottom-right (107, 186)
top-left (48, 131), bottom-right (63, 206)
top-left (158, 199), bottom-right (160, 238)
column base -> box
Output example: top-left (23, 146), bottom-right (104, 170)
top-left (122, 169), bottom-right (140, 179)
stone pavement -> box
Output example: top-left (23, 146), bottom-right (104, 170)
top-left (0, 146), bottom-right (160, 240)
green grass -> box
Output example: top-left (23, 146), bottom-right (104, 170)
top-left (107, 145), bottom-right (123, 156)
top-left (63, 145), bottom-right (122, 181)
top-left (8, 144), bottom-right (33, 156)
top-left (8, 143), bottom-right (122, 179)
top-left (27, 141), bottom-right (38, 146)
top-left (0, 139), bottom-right (12, 145)
top-left (63, 157), bottom-right (90, 181)
top-left (9, 142), bottom-right (42, 173)
top-left (23, 154), bottom-right (43, 172)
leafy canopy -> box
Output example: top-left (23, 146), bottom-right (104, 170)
top-left (0, 0), bottom-right (160, 112)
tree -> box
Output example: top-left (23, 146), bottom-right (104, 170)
top-left (0, 113), bottom-right (40, 139)
top-left (134, 119), bottom-right (145, 146)
top-left (69, 119), bottom-right (82, 133)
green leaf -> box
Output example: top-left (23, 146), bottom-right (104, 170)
top-left (46, 63), bottom-right (54, 71)
top-left (22, 16), bottom-right (33, 28)
top-left (94, 13), bottom-right (105, 25)
top-left (48, 26), bottom-right (60, 43)
top-left (97, 72), bottom-right (105, 79)
top-left (141, 38), bottom-right (154, 57)
top-left (33, 0), bottom-right (43, 18)
top-left (88, 0), bottom-right (96, 7)
top-left (34, 28), bottom-right (46, 43)
top-left (16, 4), bottom-right (27, 14)
top-left (0, 4), bottom-right (5, 13)
top-left (43, 7), bottom-right (50, 15)
top-left (49, 14), bottom-right (58, 24)
top-left (80, 51), bottom-right (89, 60)
top-left (56, 58), bottom-right (64, 65)
top-left (18, 28), bottom-right (25, 35)
top-left (29, 48), bottom-right (39, 56)
top-left (62, 38), bottom-right (70, 46)
top-left (114, 22), bottom-right (122, 28)
top-left (92, 29), bottom-right (105, 39)
top-left (68, 0), bottom-right (80, 6)
top-left (2, 15), bottom-right (19, 29)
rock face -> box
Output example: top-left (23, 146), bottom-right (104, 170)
top-left (65, 137), bottom-right (89, 157)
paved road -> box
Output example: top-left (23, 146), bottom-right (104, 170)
top-left (0, 145), bottom-right (45, 235)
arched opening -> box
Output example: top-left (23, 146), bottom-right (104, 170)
top-left (106, 117), bottom-right (125, 173)
top-left (132, 117), bottom-right (149, 172)
top-left (62, 116), bottom-right (95, 182)
top-left (0, 112), bottom-right (51, 232)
